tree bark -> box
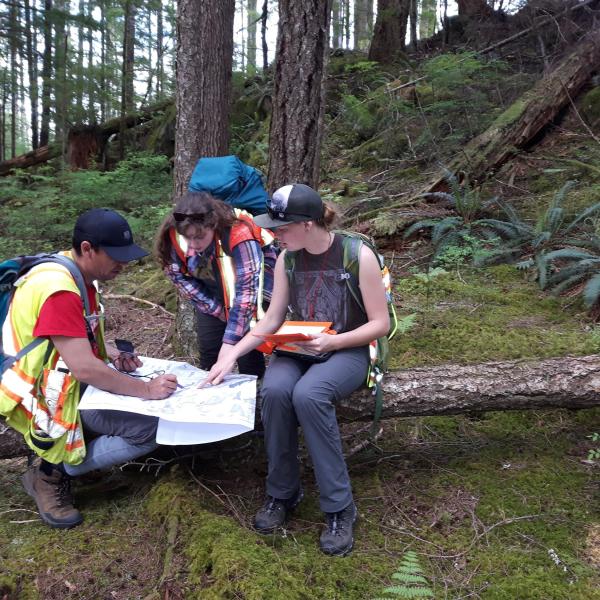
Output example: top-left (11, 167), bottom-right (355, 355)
top-left (267, 0), bottom-right (332, 191)
top-left (119, 0), bottom-right (137, 160)
top-left (457, 0), bottom-right (493, 17)
top-left (369, 0), bottom-right (410, 63)
top-left (3, 354), bottom-right (600, 459)
top-left (419, 28), bottom-right (600, 195)
top-left (247, 0), bottom-right (258, 73)
top-left (174, 0), bottom-right (235, 359)
top-left (174, 0), bottom-right (234, 199)
top-left (353, 0), bottom-right (373, 50)
top-left (24, 0), bottom-right (39, 150)
top-left (337, 354), bottom-right (600, 420)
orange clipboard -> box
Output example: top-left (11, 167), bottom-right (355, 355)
top-left (252, 321), bottom-right (334, 344)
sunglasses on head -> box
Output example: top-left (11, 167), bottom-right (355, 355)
top-left (173, 212), bottom-right (206, 223)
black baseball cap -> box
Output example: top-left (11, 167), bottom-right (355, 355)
top-left (254, 183), bottom-right (324, 229)
top-left (73, 208), bottom-right (149, 262)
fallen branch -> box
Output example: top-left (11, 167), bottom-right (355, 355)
top-left (103, 293), bottom-right (174, 317)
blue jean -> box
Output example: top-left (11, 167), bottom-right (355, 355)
top-left (63, 409), bottom-right (158, 477)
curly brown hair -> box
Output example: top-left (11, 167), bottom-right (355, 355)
top-left (154, 192), bottom-right (237, 267)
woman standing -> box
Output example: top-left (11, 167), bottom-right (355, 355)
top-left (205, 183), bottom-right (389, 556)
top-left (155, 192), bottom-right (277, 377)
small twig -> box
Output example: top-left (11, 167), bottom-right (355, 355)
top-left (104, 293), bottom-right (175, 317)
top-left (561, 79), bottom-right (600, 147)
top-left (346, 426), bottom-right (383, 457)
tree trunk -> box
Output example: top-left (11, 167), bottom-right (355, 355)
top-left (119, 0), bottom-right (137, 159)
top-left (420, 28), bottom-right (600, 195)
top-left (9, 0), bottom-right (18, 158)
top-left (53, 0), bottom-right (68, 143)
top-left (332, 0), bottom-right (343, 48)
top-left (408, 0), bottom-right (418, 51)
top-left (267, 0), bottom-right (332, 191)
top-left (353, 0), bottom-right (372, 50)
top-left (337, 354), bottom-right (600, 420)
top-left (24, 0), bottom-right (39, 150)
top-left (247, 0), bottom-right (258, 74)
top-left (369, 0), bottom-right (410, 63)
top-left (261, 0), bottom-right (269, 71)
top-left (174, 0), bottom-right (235, 358)
top-left (157, 3), bottom-right (164, 100)
top-left (174, 0), bottom-right (234, 199)
top-left (419, 0), bottom-right (437, 39)
top-left (3, 354), bottom-right (600, 459)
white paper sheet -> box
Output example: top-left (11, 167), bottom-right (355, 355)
top-left (79, 356), bottom-right (256, 445)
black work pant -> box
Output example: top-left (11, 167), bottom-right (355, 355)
top-left (196, 310), bottom-right (265, 378)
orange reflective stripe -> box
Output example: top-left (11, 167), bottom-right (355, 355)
top-left (169, 227), bottom-right (187, 270)
top-left (12, 364), bottom-right (36, 385)
top-left (65, 438), bottom-right (84, 451)
top-left (52, 375), bottom-right (72, 426)
top-left (0, 383), bottom-right (23, 404)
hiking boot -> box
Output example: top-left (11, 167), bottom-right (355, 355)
top-left (253, 488), bottom-right (304, 534)
top-left (22, 462), bottom-right (83, 529)
top-left (319, 502), bottom-right (358, 557)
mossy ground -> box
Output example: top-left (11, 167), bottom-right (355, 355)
top-left (2, 405), bottom-right (597, 598)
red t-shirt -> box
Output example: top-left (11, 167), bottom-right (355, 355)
top-left (33, 286), bottom-right (101, 356)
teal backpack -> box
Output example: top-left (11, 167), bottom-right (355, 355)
top-left (285, 231), bottom-right (398, 434)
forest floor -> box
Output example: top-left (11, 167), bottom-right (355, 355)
top-left (1, 258), bottom-right (599, 600)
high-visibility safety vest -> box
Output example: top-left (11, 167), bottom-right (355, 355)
top-left (169, 210), bottom-right (275, 325)
top-left (0, 251), bottom-right (106, 465)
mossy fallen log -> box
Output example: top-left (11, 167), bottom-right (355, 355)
top-left (419, 28), bottom-right (600, 195)
top-left (2, 354), bottom-right (600, 460)
top-left (0, 98), bottom-right (174, 176)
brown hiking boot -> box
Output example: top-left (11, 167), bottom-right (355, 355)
top-left (22, 462), bottom-right (83, 529)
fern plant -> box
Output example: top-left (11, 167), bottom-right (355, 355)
top-left (372, 551), bottom-right (434, 599)
top-left (403, 170), bottom-right (512, 263)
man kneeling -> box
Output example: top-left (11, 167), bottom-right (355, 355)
top-left (0, 208), bottom-right (178, 528)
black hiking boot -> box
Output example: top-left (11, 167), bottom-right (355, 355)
top-left (319, 502), bottom-right (357, 557)
top-left (22, 461), bottom-right (83, 529)
top-left (253, 488), bottom-right (304, 534)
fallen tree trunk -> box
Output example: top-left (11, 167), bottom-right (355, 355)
top-left (0, 144), bottom-right (61, 176)
top-left (2, 354), bottom-right (600, 460)
top-left (419, 27), bottom-right (600, 195)
top-left (0, 98), bottom-right (173, 176)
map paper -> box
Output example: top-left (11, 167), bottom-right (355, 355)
top-left (79, 356), bottom-right (257, 445)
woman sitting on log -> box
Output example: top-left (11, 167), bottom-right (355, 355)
top-left (205, 183), bottom-right (390, 556)
top-left (155, 191), bottom-right (277, 378)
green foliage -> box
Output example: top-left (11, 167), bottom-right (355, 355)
top-left (372, 551), bottom-right (433, 599)
top-left (0, 153), bottom-right (173, 258)
top-left (587, 433), bottom-right (600, 461)
top-left (404, 172), bottom-right (508, 266)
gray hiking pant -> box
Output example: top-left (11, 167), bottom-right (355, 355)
top-left (261, 346), bottom-right (369, 513)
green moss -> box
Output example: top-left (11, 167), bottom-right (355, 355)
top-left (390, 266), bottom-right (595, 368)
top-left (492, 98), bottom-right (527, 129)
top-left (581, 87), bottom-right (600, 125)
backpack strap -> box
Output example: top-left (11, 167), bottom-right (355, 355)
top-left (341, 234), bottom-right (366, 313)
top-left (2, 254), bottom-right (93, 373)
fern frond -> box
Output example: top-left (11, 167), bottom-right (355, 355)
top-left (403, 219), bottom-right (440, 239)
top-left (553, 180), bottom-right (577, 205)
top-left (583, 273), bottom-right (600, 308)
top-left (474, 219), bottom-right (525, 239)
top-left (492, 197), bottom-right (527, 226)
top-left (396, 314), bottom-right (418, 334)
top-left (382, 586), bottom-right (434, 598)
top-left (473, 246), bottom-right (522, 266)
top-left (543, 248), bottom-right (597, 262)
top-left (564, 202), bottom-right (600, 234)
top-left (536, 252), bottom-right (549, 289)
top-left (431, 218), bottom-right (462, 246)
top-left (516, 258), bottom-right (534, 270)
top-left (548, 272), bottom-right (589, 296)
top-left (547, 262), bottom-right (600, 289)
top-left (391, 573), bottom-right (429, 584)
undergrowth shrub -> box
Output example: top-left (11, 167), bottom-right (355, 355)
top-left (0, 153), bottom-right (172, 257)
